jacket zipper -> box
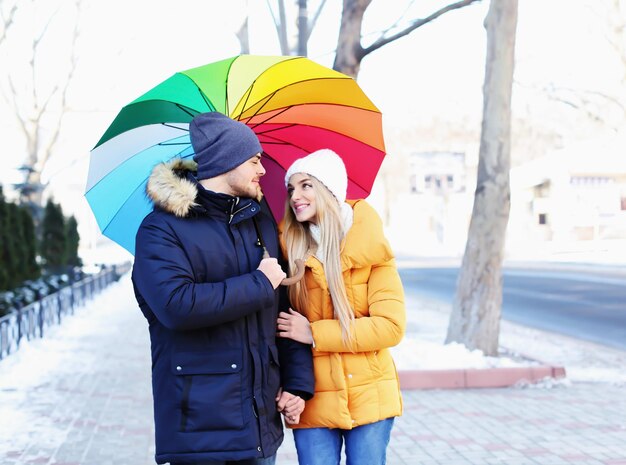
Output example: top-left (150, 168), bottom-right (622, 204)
top-left (229, 198), bottom-right (253, 223)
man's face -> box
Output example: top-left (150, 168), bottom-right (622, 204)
top-left (225, 153), bottom-right (266, 199)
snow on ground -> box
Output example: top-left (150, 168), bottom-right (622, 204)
top-left (0, 276), bottom-right (137, 454)
top-left (393, 292), bottom-right (626, 385)
top-left (1, 268), bottom-right (625, 401)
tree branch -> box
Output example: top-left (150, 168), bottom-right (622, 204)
top-left (6, 74), bottom-right (29, 138)
top-left (363, 0), bottom-right (481, 57)
top-left (306, 0), bottom-right (327, 42)
top-left (265, 0), bottom-right (281, 44)
top-left (39, 0), bottom-right (82, 172)
top-left (549, 95), bottom-right (611, 126)
top-left (266, 0), bottom-right (290, 55)
top-left (372, 0), bottom-right (417, 43)
top-left (0, 0), bottom-right (19, 47)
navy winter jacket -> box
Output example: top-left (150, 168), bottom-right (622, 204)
top-left (131, 159), bottom-right (314, 464)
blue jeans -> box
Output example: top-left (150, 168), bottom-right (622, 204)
top-left (169, 456), bottom-right (275, 465)
top-left (293, 418), bottom-right (394, 465)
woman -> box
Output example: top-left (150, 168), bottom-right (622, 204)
top-left (276, 149), bottom-right (406, 465)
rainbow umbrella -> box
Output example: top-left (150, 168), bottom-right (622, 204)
top-left (86, 55), bottom-right (385, 254)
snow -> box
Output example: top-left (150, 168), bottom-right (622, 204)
top-left (391, 291), bottom-right (626, 385)
top-left (1, 267), bottom-right (625, 402)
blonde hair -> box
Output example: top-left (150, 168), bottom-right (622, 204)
top-left (284, 176), bottom-right (355, 349)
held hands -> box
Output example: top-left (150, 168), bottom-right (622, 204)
top-left (277, 309), bottom-right (313, 345)
top-left (276, 388), bottom-right (305, 425)
top-left (257, 257), bottom-right (286, 289)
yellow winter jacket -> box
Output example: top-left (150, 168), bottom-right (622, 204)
top-left (279, 199), bottom-right (405, 430)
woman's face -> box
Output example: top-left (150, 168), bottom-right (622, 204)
top-left (287, 173), bottom-right (318, 224)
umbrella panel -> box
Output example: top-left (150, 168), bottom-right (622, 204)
top-left (87, 55), bottom-right (385, 255)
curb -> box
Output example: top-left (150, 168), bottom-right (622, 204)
top-left (398, 365), bottom-right (567, 389)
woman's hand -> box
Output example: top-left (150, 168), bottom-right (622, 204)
top-left (277, 308), bottom-right (313, 345)
top-left (276, 388), bottom-right (305, 425)
top-left (284, 413), bottom-right (301, 425)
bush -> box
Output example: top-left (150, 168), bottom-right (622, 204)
top-left (0, 291), bottom-right (16, 318)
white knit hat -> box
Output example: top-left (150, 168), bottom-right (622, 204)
top-left (284, 149), bottom-right (348, 203)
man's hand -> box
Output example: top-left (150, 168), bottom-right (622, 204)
top-left (257, 257), bottom-right (286, 289)
top-left (277, 309), bottom-right (313, 344)
top-left (275, 388), bottom-right (305, 424)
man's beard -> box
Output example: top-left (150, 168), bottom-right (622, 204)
top-left (231, 181), bottom-right (263, 202)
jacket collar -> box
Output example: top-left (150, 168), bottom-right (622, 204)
top-left (338, 200), bottom-right (393, 271)
top-left (299, 200), bottom-right (394, 273)
top-left (146, 158), bottom-right (261, 224)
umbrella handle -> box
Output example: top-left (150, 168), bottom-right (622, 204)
top-left (262, 248), bottom-right (305, 286)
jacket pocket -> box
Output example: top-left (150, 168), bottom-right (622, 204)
top-left (366, 350), bottom-right (384, 380)
top-left (267, 345), bottom-right (281, 392)
top-left (172, 349), bottom-right (244, 432)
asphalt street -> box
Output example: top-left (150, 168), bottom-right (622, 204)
top-left (398, 264), bottom-right (626, 351)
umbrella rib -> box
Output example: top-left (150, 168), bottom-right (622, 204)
top-left (257, 131), bottom-right (309, 153)
top-left (246, 106), bottom-right (294, 130)
top-left (263, 141), bottom-right (374, 195)
top-left (234, 86), bottom-right (255, 121)
top-left (161, 123), bottom-right (190, 132)
top-left (231, 75), bottom-right (357, 121)
top-left (225, 57), bottom-right (240, 116)
top-left (233, 87), bottom-right (281, 122)
top-left (233, 79), bottom-right (272, 122)
top-left (231, 55), bottom-right (294, 120)
top-left (256, 125), bottom-right (383, 195)
top-left (174, 103), bottom-right (197, 118)
top-left (254, 122), bottom-right (299, 135)
top-left (195, 86), bottom-right (214, 112)
top-left (256, 120), bottom-right (384, 152)
top-left (99, 150), bottom-right (194, 233)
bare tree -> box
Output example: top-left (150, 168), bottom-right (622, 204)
top-left (265, 0), bottom-right (327, 56)
top-left (533, 1), bottom-right (625, 133)
top-left (0, 0), bottom-right (82, 220)
top-left (334, 0), bottom-right (481, 78)
top-left (0, 0), bottom-right (19, 47)
top-left (328, 0), bottom-right (482, 231)
top-left (445, 0), bottom-right (519, 355)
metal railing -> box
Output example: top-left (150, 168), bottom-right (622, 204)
top-left (0, 262), bottom-right (131, 360)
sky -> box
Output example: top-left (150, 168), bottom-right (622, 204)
top-left (0, 0), bottom-right (623, 262)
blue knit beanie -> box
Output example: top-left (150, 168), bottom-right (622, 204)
top-left (190, 112), bottom-right (262, 180)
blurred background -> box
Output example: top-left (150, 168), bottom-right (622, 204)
top-left (0, 0), bottom-right (624, 267)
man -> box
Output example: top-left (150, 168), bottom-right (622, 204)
top-left (132, 112), bottom-right (315, 465)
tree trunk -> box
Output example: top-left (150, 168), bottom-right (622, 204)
top-left (445, 0), bottom-right (518, 355)
top-left (333, 0), bottom-right (370, 78)
top-left (297, 0), bottom-right (308, 56)
top-left (277, 0), bottom-right (290, 55)
top-left (236, 3), bottom-right (250, 55)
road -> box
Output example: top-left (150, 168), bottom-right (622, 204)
top-left (398, 264), bottom-right (626, 350)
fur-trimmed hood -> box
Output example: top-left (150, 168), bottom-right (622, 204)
top-left (146, 159), bottom-right (199, 217)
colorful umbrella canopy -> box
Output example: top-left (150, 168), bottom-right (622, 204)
top-left (86, 55), bottom-right (386, 254)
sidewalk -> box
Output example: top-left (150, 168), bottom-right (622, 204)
top-left (0, 274), bottom-right (625, 465)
